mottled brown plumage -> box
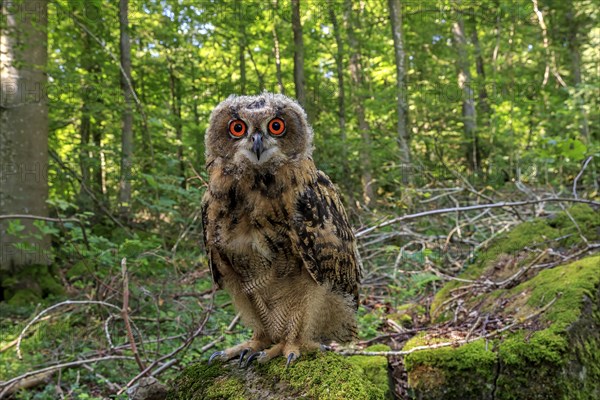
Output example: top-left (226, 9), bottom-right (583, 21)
top-left (202, 93), bottom-right (361, 365)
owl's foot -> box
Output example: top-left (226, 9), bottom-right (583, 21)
top-left (243, 341), bottom-right (320, 368)
top-left (208, 337), bottom-right (271, 365)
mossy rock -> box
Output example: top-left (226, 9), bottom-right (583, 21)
top-left (403, 204), bottom-right (600, 399)
top-left (167, 345), bottom-right (391, 400)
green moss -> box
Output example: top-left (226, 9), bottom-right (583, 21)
top-left (261, 350), bottom-right (387, 400)
top-left (347, 344), bottom-right (391, 397)
top-left (494, 255), bottom-right (600, 399)
top-left (168, 349), bottom-right (389, 400)
top-left (404, 339), bottom-right (497, 398)
top-left (166, 362), bottom-right (239, 400)
top-left (388, 303), bottom-right (425, 329)
top-left (205, 375), bottom-right (246, 400)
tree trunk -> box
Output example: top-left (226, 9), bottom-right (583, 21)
top-left (78, 31), bottom-right (105, 210)
top-left (0, 0), bottom-right (51, 295)
top-left (387, 0), bottom-right (412, 182)
top-left (291, 0), bottom-right (306, 107)
top-left (566, 10), bottom-right (590, 143)
top-left (273, 0), bottom-right (285, 95)
top-left (344, 0), bottom-right (375, 206)
top-left (235, 0), bottom-right (246, 94)
top-left (471, 17), bottom-right (490, 119)
top-left (191, 63), bottom-right (204, 168)
top-left (329, 3), bottom-right (353, 202)
top-left (118, 0), bottom-right (133, 215)
top-left (451, 12), bottom-right (479, 171)
top-left (168, 60), bottom-right (185, 188)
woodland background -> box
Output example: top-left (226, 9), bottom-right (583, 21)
top-left (0, 0), bottom-right (598, 398)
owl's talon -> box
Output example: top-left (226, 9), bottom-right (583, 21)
top-left (320, 344), bottom-right (332, 352)
top-left (243, 351), bottom-right (265, 368)
top-left (238, 349), bottom-right (250, 366)
top-left (285, 352), bottom-right (298, 368)
top-left (208, 351), bottom-right (226, 365)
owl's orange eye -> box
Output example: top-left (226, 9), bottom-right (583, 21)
top-left (268, 118), bottom-right (286, 136)
top-left (228, 120), bottom-right (247, 138)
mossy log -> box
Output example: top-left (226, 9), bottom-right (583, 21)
top-left (167, 344), bottom-right (391, 400)
top-left (404, 205), bottom-right (600, 399)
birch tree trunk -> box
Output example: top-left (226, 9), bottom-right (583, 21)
top-left (388, 0), bottom-right (411, 175)
top-left (345, 0), bottom-right (375, 206)
top-left (451, 13), bottom-right (479, 171)
top-left (0, 0), bottom-right (51, 288)
top-left (329, 2), bottom-right (353, 201)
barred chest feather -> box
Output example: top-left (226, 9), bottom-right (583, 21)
top-left (203, 158), bottom-right (317, 282)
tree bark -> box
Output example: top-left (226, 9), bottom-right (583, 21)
top-left (329, 2), bottom-right (353, 202)
top-left (118, 0), bottom-right (133, 215)
top-left (0, 0), bottom-right (50, 273)
top-left (168, 60), bottom-right (185, 188)
top-left (566, 10), bottom-right (589, 143)
top-left (471, 17), bottom-right (490, 119)
top-left (291, 0), bottom-right (306, 107)
top-left (273, 0), bottom-right (285, 95)
top-left (451, 11), bottom-right (479, 171)
top-left (387, 0), bottom-right (412, 182)
top-left (190, 63), bottom-right (204, 168)
top-left (78, 30), bottom-right (105, 210)
top-left (235, 0), bottom-right (246, 94)
top-left (344, 0), bottom-right (375, 206)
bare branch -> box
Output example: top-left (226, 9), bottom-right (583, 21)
top-left (572, 156), bottom-right (594, 199)
top-left (121, 258), bottom-right (146, 371)
top-left (356, 197), bottom-right (600, 238)
top-left (0, 214), bottom-right (89, 249)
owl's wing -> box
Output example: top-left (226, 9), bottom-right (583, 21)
top-left (201, 196), bottom-right (223, 288)
top-left (291, 171), bottom-right (362, 306)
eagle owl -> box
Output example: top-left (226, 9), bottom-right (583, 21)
top-left (202, 93), bottom-right (361, 366)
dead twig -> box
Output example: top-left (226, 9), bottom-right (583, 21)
top-left (117, 287), bottom-right (217, 395)
top-left (121, 258), bottom-right (146, 371)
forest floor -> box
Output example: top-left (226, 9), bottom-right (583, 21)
top-left (1, 188), bottom-right (598, 399)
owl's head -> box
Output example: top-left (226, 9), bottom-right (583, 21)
top-left (205, 93), bottom-right (313, 167)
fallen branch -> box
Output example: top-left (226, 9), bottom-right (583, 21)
top-left (356, 197), bottom-right (600, 238)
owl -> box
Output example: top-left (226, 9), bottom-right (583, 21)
top-left (202, 92), bottom-right (361, 367)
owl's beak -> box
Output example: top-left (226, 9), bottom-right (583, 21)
top-left (252, 133), bottom-right (264, 160)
